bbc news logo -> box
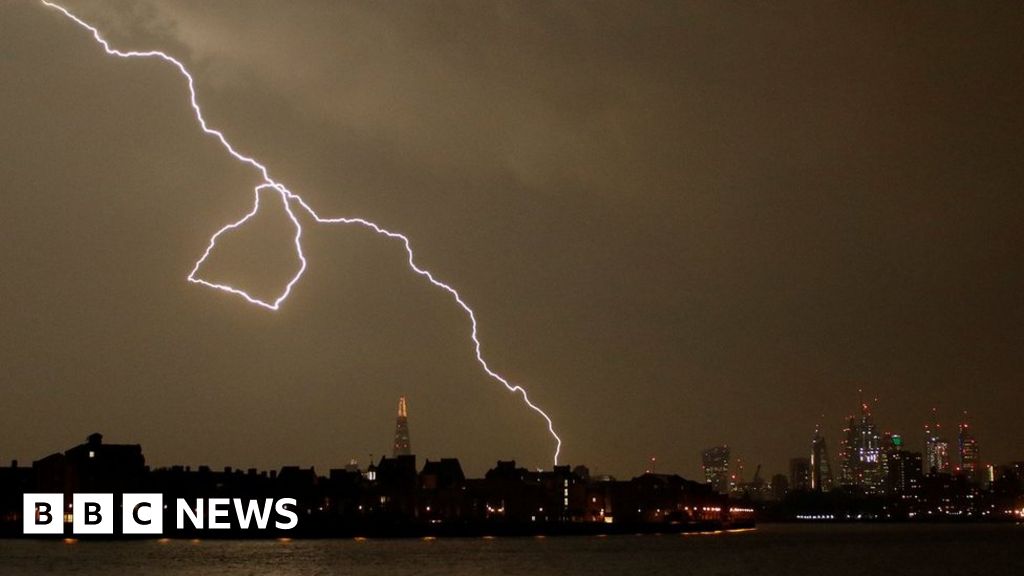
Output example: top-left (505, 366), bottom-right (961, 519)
top-left (23, 494), bottom-right (298, 535)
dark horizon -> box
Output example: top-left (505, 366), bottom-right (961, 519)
top-left (2, 1), bottom-right (1023, 482)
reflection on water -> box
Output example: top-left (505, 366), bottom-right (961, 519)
top-left (1, 524), bottom-right (1021, 576)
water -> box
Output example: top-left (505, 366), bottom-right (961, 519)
top-left (1, 524), bottom-right (1021, 575)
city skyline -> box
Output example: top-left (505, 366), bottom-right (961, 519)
top-left (4, 420), bottom-right (1019, 532)
top-left (0, 392), bottom-right (1005, 486)
top-left (2, 1), bottom-right (1023, 481)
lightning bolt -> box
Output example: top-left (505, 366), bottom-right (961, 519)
top-left (40, 0), bottom-right (562, 465)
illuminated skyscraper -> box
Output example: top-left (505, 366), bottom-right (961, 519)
top-left (701, 446), bottom-right (730, 494)
top-left (838, 400), bottom-right (884, 493)
top-left (925, 410), bottom-right (951, 475)
top-left (810, 426), bottom-right (834, 492)
top-left (926, 437), bottom-right (950, 475)
top-left (958, 412), bottom-right (979, 476)
top-left (393, 396), bottom-right (412, 457)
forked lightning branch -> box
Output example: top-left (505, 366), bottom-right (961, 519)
top-left (39, 0), bottom-right (562, 464)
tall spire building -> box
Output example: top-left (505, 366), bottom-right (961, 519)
top-left (393, 396), bottom-right (412, 457)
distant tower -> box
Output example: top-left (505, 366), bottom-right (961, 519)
top-left (925, 408), bottom-right (951, 475)
top-left (838, 397), bottom-right (884, 492)
top-left (958, 411), bottom-right (979, 476)
top-left (811, 425), bottom-right (834, 492)
top-left (701, 446), bottom-right (730, 494)
top-left (393, 396), bottom-right (412, 457)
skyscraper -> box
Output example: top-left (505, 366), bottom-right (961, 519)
top-left (958, 412), bottom-right (979, 477)
top-left (810, 425), bottom-right (834, 492)
top-left (925, 409), bottom-right (951, 475)
top-left (838, 400), bottom-right (884, 493)
top-left (878, 432), bottom-right (900, 490)
top-left (701, 446), bottom-right (730, 494)
top-left (393, 396), bottom-right (412, 457)
top-left (885, 449), bottom-right (923, 496)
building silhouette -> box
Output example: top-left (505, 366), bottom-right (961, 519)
top-left (0, 460), bottom-right (31, 526)
top-left (419, 458), bottom-right (466, 521)
top-left (771, 474), bottom-right (789, 500)
top-left (372, 454), bottom-right (418, 518)
top-left (701, 446), bottom-right (730, 494)
top-left (0, 432), bottom-right (754, 537)
top-left (393, 396), bottom-right (411, 457)
top-left (790, 457), bottom-right (811, 492)
top-left (34, 432), bottom-right (146, 496)
top-left (810, 426), bottom-right (834, 492)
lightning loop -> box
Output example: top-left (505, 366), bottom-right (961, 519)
top-left (40, 0), bottom-right (562, 464)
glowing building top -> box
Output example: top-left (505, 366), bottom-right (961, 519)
top-left (393, 396), bottom-right (412, 457)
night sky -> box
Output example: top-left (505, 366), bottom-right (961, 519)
top-left (2, 1), bottom-right (1022, 480)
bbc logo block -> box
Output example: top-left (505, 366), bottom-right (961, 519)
top-left (122, 493), bottom-right (163, 534)
top-left (23, 493), bottom-right (163, 535)
top-left (22, 494), bottom-right (64, 535)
